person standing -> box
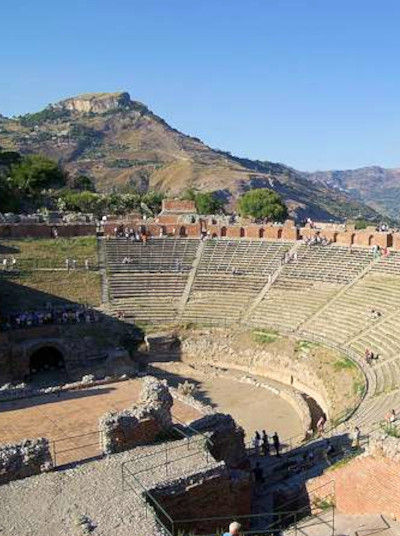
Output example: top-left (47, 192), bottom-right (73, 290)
top-left (352, 426), bottom-right (361, 449)
top-left (252, 431), bottom-right (261, 456)
top-left (261, 430), bottom-right (269, 456)
top-left (272, 432), bottom-right (281, 457)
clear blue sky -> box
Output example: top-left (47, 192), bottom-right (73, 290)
top-left (2, 0), bottom-right (400, 171)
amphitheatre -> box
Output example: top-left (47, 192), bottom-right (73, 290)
top-left (2, 199), bottom-right (400, 536)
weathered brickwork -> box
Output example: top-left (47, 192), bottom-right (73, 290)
top-left (149, 466), bottom-right (252, 534)
top-left (0, 223), bottom-right (96, 238)
top-left (306, 454), bottom-right (400, 518)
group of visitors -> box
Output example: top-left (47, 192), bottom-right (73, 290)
top-left (0, 306), bottom-right (100, 331)
top-left (113, 225), bottom-right (148, 244)
top-left (65, 258), bottom-right (92, 270)
top-left (304, 234), bottom-right (332, 247)
top-left (1, 257), bottom-right (17, 270)
top-left (121, 257), bottom-right (135, 264)
top-left (252, 430), bottom-right (281, 457)
top-left (376, 223), bottom-right (389, 232)
top-left (365, 347), bottom-right (379, 365)
top-left (369, 308), bottom-right (382, 320)
top-left (283, 251), bottom-right (298, 264)
top-left (385, 409), bottom-right (397, 424)
top-left (371, 244), bottom-right (390, 259)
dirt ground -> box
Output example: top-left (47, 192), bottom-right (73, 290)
top-left (153, 361), bottom-right (304, 442)
top-left (0, 378), bottom-right (201, 466)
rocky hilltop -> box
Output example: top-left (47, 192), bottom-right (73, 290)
top-left (0, 91), bottom-right (384, 222)
top-left (53, 92), bottom-right (132, 114)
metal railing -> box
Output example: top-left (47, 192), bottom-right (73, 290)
top-left (136, 480), bottom-right (335, 536)
top-left (121, 434), bottom-right (215, 536)
top-left (0, 256), bottom-right (99, 271)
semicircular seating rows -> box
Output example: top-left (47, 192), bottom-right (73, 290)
top-left (103, 237), bottom-right (400, 432)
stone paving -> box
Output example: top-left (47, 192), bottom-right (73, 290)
top-left (0, 438), bottom-right (218, 536)
top-left (0, 378), bottom-right (201, 466)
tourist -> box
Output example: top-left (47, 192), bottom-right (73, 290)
top-left (317, 413), bottom-right (326, 436)
top-left (252, 431), bottom-right (261, 455)
top-left (385, 409), bottom-right (396, 424)
top-left (65, 258), bottom-right (70, 271)
top-left (352, 426), bottom-right (361, 449)
top-left (2, 258), bottom-right (7, 270)
top-left (223, 521), bottom-right (242, 536)
top-left (85, 259), bottom-right (90, 270)
top-left (272, 432), bottom-right (280, 457)
top-left (261, 430), bottom-right (269, 456)
top-left (253, 461), bottom-right (264, 485)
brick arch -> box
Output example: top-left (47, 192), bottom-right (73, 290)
top-left (22, 338), bottom-right (70, 377)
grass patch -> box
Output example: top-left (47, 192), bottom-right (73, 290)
top-left (381, 423), bottom-right (400, 438)
top-left (296, 340), bottom-right (319, 352)
top-left (353, 379), bottom-right (365, 397)
top-left (327, 450), bottom-right (360, 471)
top-left (252, 329), bottom-right (279, 344)
top-left (0, 237), bottom-right (98, 268)
top-left (0, 270), bottom-right (101, 310)
top-left (334, 357), bottom-right (356, 371)
top-left (312, 495), bottom-right (335, 511)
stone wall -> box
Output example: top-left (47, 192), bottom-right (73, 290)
top-left (0, 438), bottom-right (53, 485)
top-left (1, 217), bottom-right (399, 248)
top-left (0, 223), bottom-right (96, 238)
top-left (99, 376), bottom-right (173, 454)
top-left (148, 465), bottom-right (251, 534)
top-left (179, 331), bottom-right (331, 421)
top-left (189, 413), bottom-right (248, 469)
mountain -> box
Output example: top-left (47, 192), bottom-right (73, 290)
top-left (304, 167), bottom-right (400, 221)
top-left (0, 91), bottom-right (383, 222)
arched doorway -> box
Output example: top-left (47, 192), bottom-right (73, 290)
top-left (240, 227), bottom-right (245, 238)
top-left (221, 226), bottom-right (227, 237)
top-left (29, 346), bottom-right (65, 375)
top-left (259, 228), bottom-right (264, 238)
top-left (179, 226), bottom-right (187, 237)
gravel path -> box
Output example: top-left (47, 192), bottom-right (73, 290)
top-left (0, 438), bottom-right (218, 536)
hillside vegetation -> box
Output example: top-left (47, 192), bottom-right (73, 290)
top-left (0, 91), bottom-right (383, 222)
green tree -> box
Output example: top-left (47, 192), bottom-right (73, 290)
top-left (59, 191), bottom-right (104, 215)
top-left (238, 188), bottom-right (288, 221)
top-left (10, 155), bottom-right (66, 195)
top-left (73, 174), bottom-right (96, 192)
top-left (195, 191), bottom-right (225, 214)
top-left (141, 190), bottom-right (165, 214)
